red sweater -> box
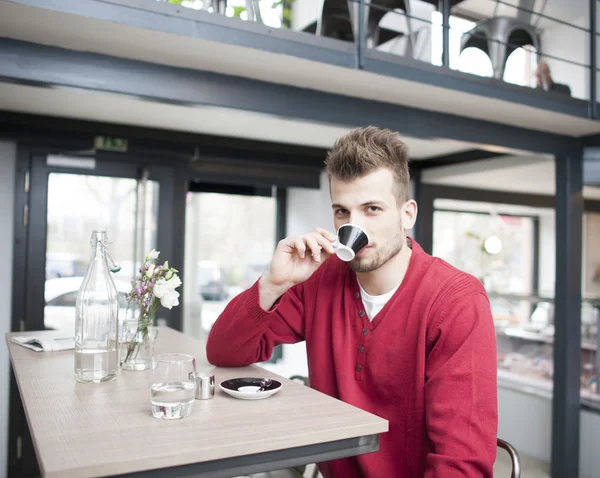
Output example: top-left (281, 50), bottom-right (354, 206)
top-left (207, 239), bottom-right (498, 477)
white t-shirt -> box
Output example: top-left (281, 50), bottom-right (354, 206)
top-left (358, 281), bottom-right (401, 321)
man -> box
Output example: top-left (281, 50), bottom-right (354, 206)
top-left (536, 60), bottom-right (571, 96)
top-left (207, 126), bottom-right (498, 477)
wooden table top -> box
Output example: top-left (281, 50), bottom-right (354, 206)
top-left (7, 327), bottom-right (388, 478)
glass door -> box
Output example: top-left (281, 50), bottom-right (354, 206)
top-left (183, 187), bottom-right (277, 341)
top-left (43, 171), bottom-right (158, 333)
top-left (23, 154), bottom-right (166, 333)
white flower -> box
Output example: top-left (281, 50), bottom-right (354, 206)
top-left (160, 290), bottom-right (180, 309)
top-left (145, 264), bottom-right (155, 278)
top-left (154, 275), bottom-right (182, 300)
top-left (167, 274), bottom-right (182, 289)
top-left (147, 249), bottom-right (160, 261)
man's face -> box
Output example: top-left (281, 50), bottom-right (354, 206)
top-left (330, 168), bottom-right (413, 273)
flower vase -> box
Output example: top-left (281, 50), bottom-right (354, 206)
top-left (119, 317), bottom-right (158, 371)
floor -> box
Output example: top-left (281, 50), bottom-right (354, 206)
top-left (495, 448), bottom-right (550, 478)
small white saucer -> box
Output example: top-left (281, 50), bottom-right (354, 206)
top-left (219, 377), bottom-right (282, 400)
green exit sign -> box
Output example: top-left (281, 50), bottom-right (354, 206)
top-left (94, 136), bottom-right (128, 152)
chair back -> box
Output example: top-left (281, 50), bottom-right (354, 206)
top-left (497, 438), bottom-right (521, 478)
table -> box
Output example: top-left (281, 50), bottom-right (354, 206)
top-left (6, 327), bottom-right (388, 478)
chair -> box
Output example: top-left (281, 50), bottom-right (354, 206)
top-left (459, 16), bottom-right (540, 80)
top-left (315, 0), bottom-right (415, 51)
top-left (292, 376), bottom-right (522, 478)
top-left (497, 438), bottom-right (521, 478)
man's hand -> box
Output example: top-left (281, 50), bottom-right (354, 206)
top-left (259, 227), bottom-right (336, 310)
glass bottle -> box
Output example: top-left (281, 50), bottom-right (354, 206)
top-left (74, 230), bottom-right (119, 383)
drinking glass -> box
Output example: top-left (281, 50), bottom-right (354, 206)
top-left (150, 353), bottom-right (196, 419)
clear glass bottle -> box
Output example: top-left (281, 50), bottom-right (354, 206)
top-left (74, 230), bottom-right (119, 383)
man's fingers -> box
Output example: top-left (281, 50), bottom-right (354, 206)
top-left (313, 232), bottom-right (336, 255)
top-left (293, 237), bottom-right (306, 259)
top-left (281, 231), bottom-right (337, 261)
top-left (304, 235), bottom-right (322, 262)
top-left (315, 227), bottom-right (337, 242)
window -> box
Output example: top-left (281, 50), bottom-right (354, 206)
top-left (432, 199), bottom-right (600, 405)
top-left (47, 291), bottom-right (79, 307)
top-left (183, 189), bottom-right (277, 343)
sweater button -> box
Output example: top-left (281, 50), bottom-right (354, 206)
top-left (358, 310), bottom-right (366, 317)
top-left (358, 346), bottom-right (365, 353)
top-left (354, 292), bottom-right (360, 299)
top-left (356, 365), bottom-right (362, 372)
top-left (362, 328), bottom-right (369, 336)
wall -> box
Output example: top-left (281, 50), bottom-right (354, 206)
top-left (541, 15), bottom-right (589, 100)
top-left (538, 209), bottom-right (556, 296)
top-left (497, 386), bottom-right (552, 463)
top-left (0, 141), bottom-right (16, 478)
top-left (498, 385), bottom-right (600, 478)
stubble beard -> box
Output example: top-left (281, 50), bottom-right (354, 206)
top-left (350, 227), bottom-right (405, 273)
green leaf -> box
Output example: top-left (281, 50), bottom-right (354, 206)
top-left (232, 5), bottom-right (246, 17)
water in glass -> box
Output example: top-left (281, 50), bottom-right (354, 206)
top-left (150, 354), bottom-right (197, 419)
top-left (150, 380), bottom-right (196, 419)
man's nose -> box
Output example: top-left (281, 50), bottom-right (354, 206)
top-left (348, 212), bottom-right (366, 229)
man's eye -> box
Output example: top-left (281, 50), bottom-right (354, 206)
top-left (335, 209), bottom-right (349, 216)
top-left (368, 206), bottom-right (380, 212)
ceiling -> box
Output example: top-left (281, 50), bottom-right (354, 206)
top-left (2, 0), bottom-right (600, 140)
top-left (0, 81), bottom-right (483, 158)
top-left (422, 154), bottom-right (600, 198)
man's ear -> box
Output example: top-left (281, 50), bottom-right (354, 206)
top-left (402, 200), bottom-right (418, 230)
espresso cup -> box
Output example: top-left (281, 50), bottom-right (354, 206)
top-left (333, 224), bottom-right (370, 262)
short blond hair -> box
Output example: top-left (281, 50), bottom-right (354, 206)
top-left (324, 126), bottom-right (410, 203)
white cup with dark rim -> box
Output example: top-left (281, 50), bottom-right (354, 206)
top-left (333, 224), bottom-right (370, 262)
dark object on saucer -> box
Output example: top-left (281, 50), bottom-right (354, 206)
top-left (220, 377), bottom-right (281, 392)
top-left (257, 378), bottom-right (272, 392)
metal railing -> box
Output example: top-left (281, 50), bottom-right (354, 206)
top-left (163, 0), bottom-right (600, 119)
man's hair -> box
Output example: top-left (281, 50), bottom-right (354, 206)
top-left (324, 126), bottom-right (410, 203)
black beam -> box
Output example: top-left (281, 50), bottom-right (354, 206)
top-left (414, 179), bottom-right (434, 254)
top-left (411, 149), bottom-right (506, 169)
top-left (155, 166), bottom-right (188, 331)
top-left (0, 38), bottom-right (582, 156)
top-left (0, 112), bottom-right (328, 169)
top-left (6, 0), bottom-right (591, 120)
top-left (7, 148), bottom-right (30, 478)
top-left (551, 153), bottom-right (583, 478)
top-left (585, 199), bottom-right (600, 212)
top-left (189, 182), bottom-right (273, 196)
top-left (420, 184), bottom-right (556, 209)
top-left (114, 434), bottom-right (379, 478)
top-left (272, 186), bottom-right (288, 364)
top-left (440, 0), bottom-right (450, 67)
top-left (357, 0), bottom-right (365, 69)
top-left (532, 217), bottom-right (540, 296)
top-left (416, 183), bottom-right (600, 211)
top-left (276, 187), bottom-right (288, 242)
top-left (583, 134), bottom-right (600, 147)
top-left (590, 0), bottom-right (597, 119)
